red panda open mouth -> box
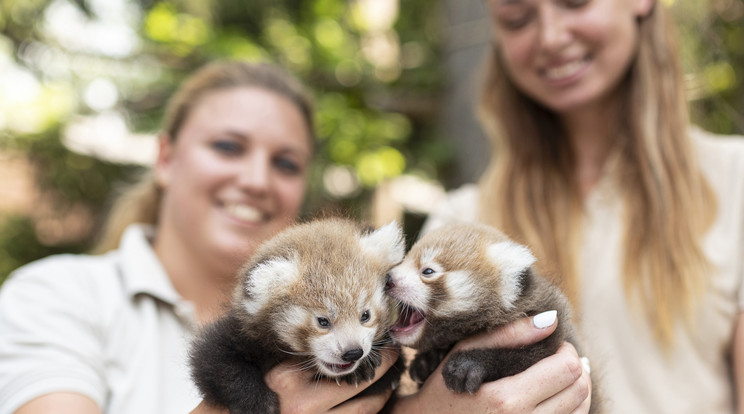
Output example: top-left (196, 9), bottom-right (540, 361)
top-left (391, 305), bottom-right (425, 333)
top-left (321, 361), bottom-right (355, 375)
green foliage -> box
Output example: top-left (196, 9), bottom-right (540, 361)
top-left (672, 0), bottom-right (744, 134)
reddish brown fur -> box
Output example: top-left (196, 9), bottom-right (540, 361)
top-left (387, 222), bottom-right (602, 412)
top-left (190, 218), bottom-right (405, 414)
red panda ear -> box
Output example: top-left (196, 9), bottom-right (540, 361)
top-left (486, 241), bottom-right (536, 309)
top-left (359, 221), bottom-right (405, 264)
top-left (239, 255), bottom-right (300, 315)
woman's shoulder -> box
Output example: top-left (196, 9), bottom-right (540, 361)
top-left (1, 251), bottom-right (124, 307)
top-left (2, 224), bottom-right (155, 294)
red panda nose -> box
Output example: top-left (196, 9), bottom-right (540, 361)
top-left (385, 273), bottom-right (395, 290)
top-left (342, 348), bottom-right (364, 362)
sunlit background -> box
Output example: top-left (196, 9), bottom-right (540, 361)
top-left (1, 0), bottom-right (742, 283)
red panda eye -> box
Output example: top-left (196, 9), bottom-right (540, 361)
top-left (360, 310), bottom-right (370, 323)
top-left (317, 317), bottom-right (331, 328)
top-left (422, 268), bottom-right (435, 276)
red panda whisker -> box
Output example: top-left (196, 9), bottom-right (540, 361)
top-left (276, 346), bottom-right (313, 357)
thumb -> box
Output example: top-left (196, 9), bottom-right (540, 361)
top-left (452, 310), bottom-right (559, 352)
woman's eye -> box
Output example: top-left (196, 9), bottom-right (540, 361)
top-left (563, 0), bottom-right (590, 8)
top-left (497, 12), bottom-right (533, 30)
top-left (274, 157), bottom-right (301, 175)
top-left (212, 140), bottom-right (242, 155)
top-left (317, 317), bottom-right (331, 328)
top-left (360, 310), bottom-right (370, 323)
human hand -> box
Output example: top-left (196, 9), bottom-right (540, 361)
top-left (263, 346), bottom-right (400, 414)
top-left (391, 312), bottom-right (592, 414)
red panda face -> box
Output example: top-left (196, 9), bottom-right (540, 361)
top-left (386, 244), bottom-right (482, 346)
top-left (386, 222), bottom-right (536, 348)
top-left (235, 219), bottom-right (404, 377)
top-left (307, 297), bottom-right (386, 377)
top-left (270, 278), bottom-right (391, 378)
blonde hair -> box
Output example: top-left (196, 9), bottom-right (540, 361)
top-left (91, 61), bottom-right (315, 254)
top-left (477, 5), bottom-right (716, 347)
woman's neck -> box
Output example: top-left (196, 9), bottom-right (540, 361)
top-left (561, 101), bottom-right (619, 198)
top-left (152, 229), bottom-right (236, 325)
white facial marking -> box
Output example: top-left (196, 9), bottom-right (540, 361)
top-left (420, 247), bottom-right (439, 267)
top-left (242, 256), bottom-right (300, 315)
top-left (388, 261), bottom-right (429, 311)
top-left (311, 318), bottom-right (377, 377)
top-left (486, 241), bottom-right (535, 309)
top-left (359, 221), bottom-right (405, 264)
top-left (440, 270), bottom-right (480, 315)
top-left (276, 305), bottom-right (309, 350)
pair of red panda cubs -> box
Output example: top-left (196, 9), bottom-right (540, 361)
top-left (189, 218), bottom-right (600, 413)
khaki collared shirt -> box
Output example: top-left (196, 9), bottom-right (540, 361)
top-left (422, 128), bottom-right (744, 413)
top-left (0, 225), bottom-right (202, 413)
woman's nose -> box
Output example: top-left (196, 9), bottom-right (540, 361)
top-left (538, 6), bottom-right (571, 53)
top-left (237, 152), bottom-right (271, 194)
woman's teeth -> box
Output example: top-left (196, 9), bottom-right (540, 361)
top-left (545, 59), bottom-right (585, 80)
top-left (226, 204), bottom-right (263, 222)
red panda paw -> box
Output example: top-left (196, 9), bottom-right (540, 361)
top-left (442, 354), bottom-right (487, 394)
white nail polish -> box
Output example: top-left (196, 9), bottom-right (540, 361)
top-left (532, 310), bottom-right (557, 329)
top-left (581, 357), bottom-right (591, 374)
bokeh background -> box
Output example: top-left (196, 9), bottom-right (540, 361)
top-left (1, 0), bottom-right (742, 284)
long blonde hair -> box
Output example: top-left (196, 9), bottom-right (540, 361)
top-left (477, 5), bottom-right (716, 347)
top-left (91, 61), bottom-right (315, 254)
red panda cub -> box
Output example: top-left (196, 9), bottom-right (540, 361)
top-left (386, 221), bottom-right (601, 412)
top-left (189, 218), bottom-right (406, 414)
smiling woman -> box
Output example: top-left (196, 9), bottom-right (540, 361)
top-left (153, 86), bottom-right (313, 298)
top-left (0, 60), bottom-right (400, 414)
top-left (422, 0), bottom-right (744, 413)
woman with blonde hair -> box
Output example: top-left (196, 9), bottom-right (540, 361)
top-left (423, 0), bottom-right (744, 412)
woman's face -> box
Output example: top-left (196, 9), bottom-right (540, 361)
top-left (155, 87), bottom-right (312, 270)
top-left (489, 0), bottom-right (654, 115)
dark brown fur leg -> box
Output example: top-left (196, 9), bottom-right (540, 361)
top-left (190, 315), bottom-right (280, 413)
top-left (442, 339), bottom-right (560, 394)
top-left (409, 348), bottom-right (450, 386)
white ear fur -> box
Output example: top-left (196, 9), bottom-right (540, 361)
top-left (242, 256), bottom-right (300, 315)
top-left (486, 241), bottom-right (536, 309)
top-left (359, 221), bottom-right (405, 264)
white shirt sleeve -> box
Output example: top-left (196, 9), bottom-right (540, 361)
top-left (0, 257), bottom-right (108, 413)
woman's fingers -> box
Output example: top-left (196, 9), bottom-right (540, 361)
top-left (496, 342), bottom-right (588, 414)
top-left (265, 346), bottom-right (400, 414)
top-left (451, 310), bottom-right (559, 352)
top-left (459, 342), bottom-right (584, 413)
top-left (535, 352), bottom-right (592, 414)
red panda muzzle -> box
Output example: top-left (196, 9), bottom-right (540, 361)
top-left (390, 305), bottom-right (425, 333)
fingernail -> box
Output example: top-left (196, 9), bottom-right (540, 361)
top-left (581, 357), bottom-right (591, 374)
top-left (532, 310), bottom-right (557, 329)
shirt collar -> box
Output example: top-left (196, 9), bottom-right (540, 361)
top-left (118, 224), bottom-right (182, 306)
